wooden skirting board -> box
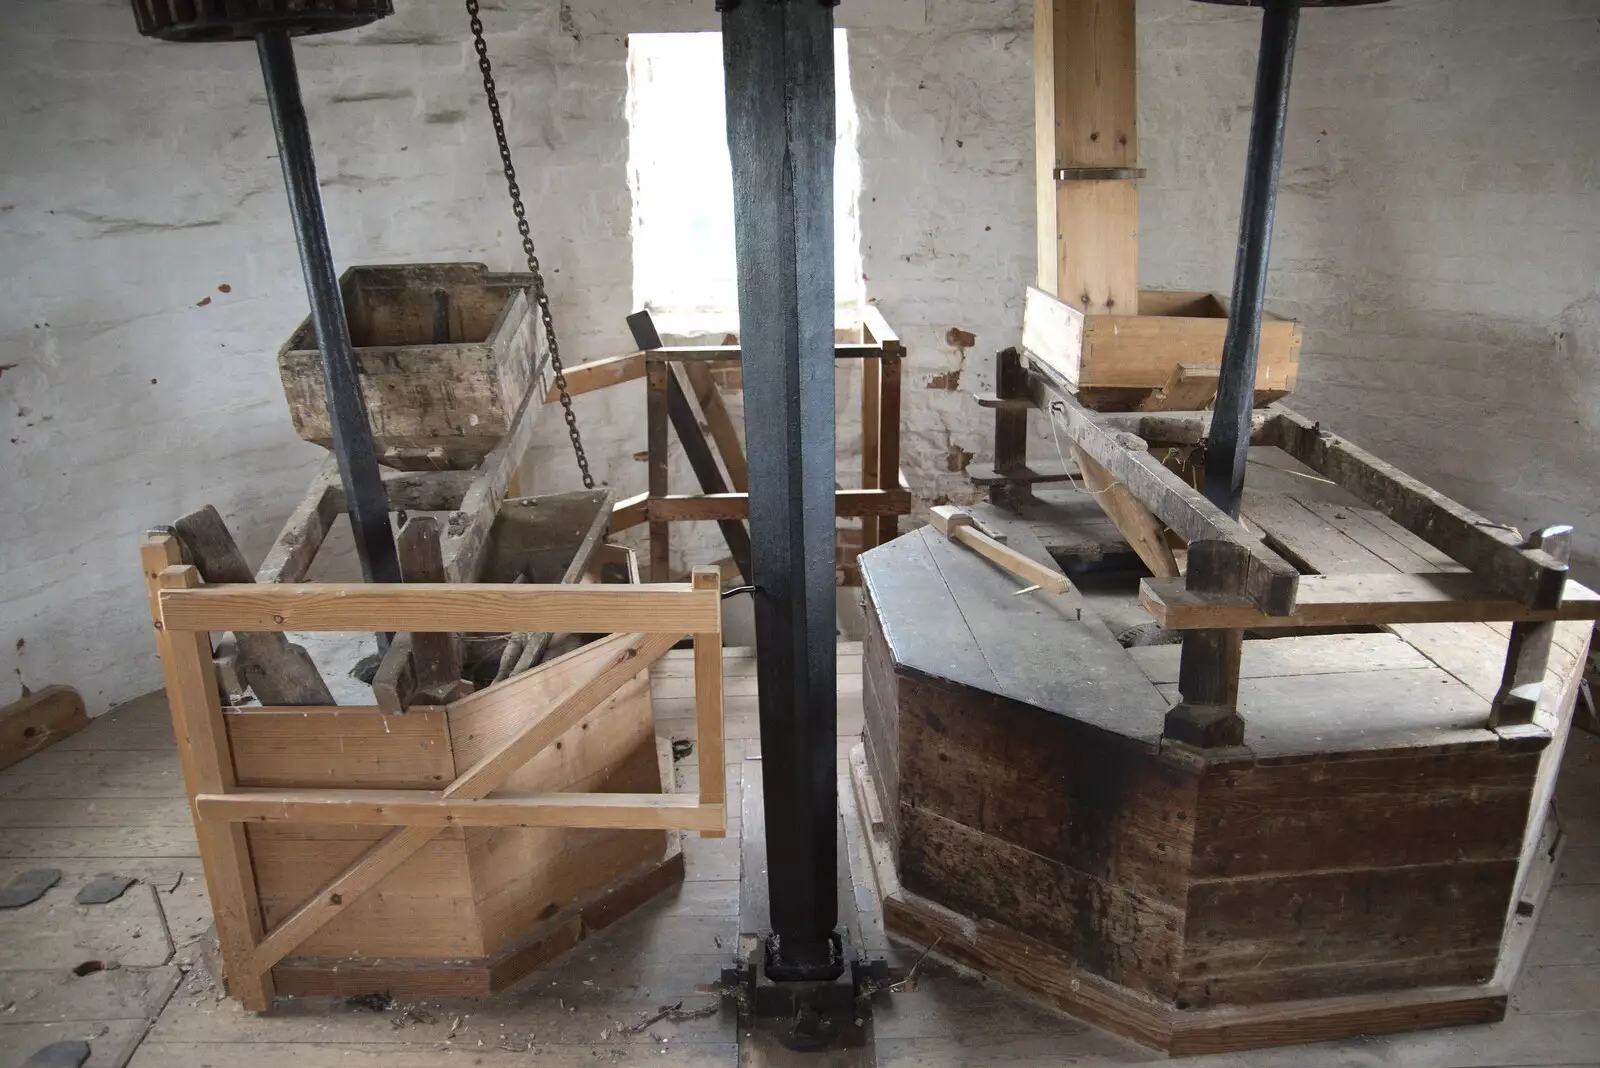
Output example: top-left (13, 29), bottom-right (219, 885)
top-left (845, 742), bottom-right (1552, 1056)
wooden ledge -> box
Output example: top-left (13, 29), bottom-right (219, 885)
top-left (1141, 571), bottom-right (1600, 630)
top-left (197, 789), bottom-right (724, 833)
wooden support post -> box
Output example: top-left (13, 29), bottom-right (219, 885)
top-left (930, 506), bottom-right (1072, 594)
top-left (1036, 0), bottom-right (1140, 314)
top-left (398, 516), bottom-right (461, 699)
top-left (990, 348), bottom-right (1032, 508)
top-left (647, 360), bottom-right (671, 583)
top-left (1492, 526), bottom-right (1574, 727)
top-left (875, 345), bottom-right (903, 545)
top-left (141, 541), bottom-right (274, 1010)
top-left (691, 568), bottom-right (726, 836)
top-left (1164, 541), bottom-right (1247, 749)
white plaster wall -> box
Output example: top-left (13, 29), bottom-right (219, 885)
top-left (2, 0), bottom-right (1596, 715)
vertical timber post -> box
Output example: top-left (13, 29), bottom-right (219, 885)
top-left (1036, 0), bottom-right (1140, 315)
top-left (257, 30), bottom-right (400, 591)
top-left (1201, 0), bottom-right (1301, 518)
top-left (721, 0), bottom-right (841, 978)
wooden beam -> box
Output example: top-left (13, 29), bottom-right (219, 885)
top-left (692, 571), bottom-right (725, 831)
top-left (683, 362), bottom-right (749, 493)
top-left (1036, 0), bottom-right (1139, 314)
top-left (397, 517), bottom-right (461, 697)
top-left (441, 378), bottom-right (544, 583)
top-left (158, 578), bottom-right (722, 636)
top-left (609, 491), bottom-right (649, 534)
top-left (875, 341), bottom-right (905, 545)
top-left (1141, 571), bottom-right (1600, 631)
top-left (1030, 373), bottom-right (1299, 614)
top-left (1138, 364), bottom-right (1221, 412)
top-left (1097, 408), bottom-right (1276, 448)
top-left (1270, 406), bottom-right (1569, 609)
top-left (647, 360), bottom-right (671, 583)
top-left (1069, 446), bottom-right (1181, 578)
top-left (929, 505), bottom-right (1072, 594)
top-left (142, 539), bottom-right (273, 1010)
top-left (245, 630), bottom-right (680, 973)
top-left (546, 350), bottom-right (646, 400)
top-left (645, 343), bottom-right (881, 362)
top-left (667, 365), bottom-right (753, 582)
top-left (256, 459), bottom-right (340, 584)
top-left (196, 789), bottom-right (724, 832)
top-left (647, 488), bottom-right (912, 523)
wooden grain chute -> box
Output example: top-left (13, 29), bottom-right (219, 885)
top-left (142, 531), bottom-right (727, 1010)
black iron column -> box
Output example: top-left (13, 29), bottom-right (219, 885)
top-left (1201, 0), bottom-right (1301, 518)
top-left (721, 0), bottom-right (841, 978)
top-left (257, 30), bottom-right (401, 587)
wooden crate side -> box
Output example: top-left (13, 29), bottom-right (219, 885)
top-left (1078, 313), bottom-right (1299, 391)
top-left (226, 707), bottom-right (455, 789)
top-left (247, 823), bottom-right (484, 959)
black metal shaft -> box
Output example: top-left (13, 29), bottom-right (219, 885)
top-left (1201, 0), bottom-right (1301, 518)
top-left (257, 30), bottom-right (401, 587)
top-left (722, 0), bottom-right (840, 978)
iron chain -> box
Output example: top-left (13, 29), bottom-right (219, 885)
top-left (465, 0), bottom-right (594, 490)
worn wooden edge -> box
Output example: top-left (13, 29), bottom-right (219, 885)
top-left (610, 491), bottom-right (650, 534)
top-left (0, 684), bottom-right (89, 772)
top-left (196, 788), bottom-right (724, 832)
top-left (1141, 572), bottom-right (1600, 630)
top-left (644, 342), bottom-right (883, 362)
top-left (547, 349), bottom-right (646, 401)
top-left (1268, 406), bottom-right (1569, 608)
top-left (270, 842), bottom-right (686, 1000)
top-left (847, 757), bottom-right (1513, 1055)
top-left (158, 578), bottom-right (721, 635)
top-left (647, 488), bottom-right (913, 523)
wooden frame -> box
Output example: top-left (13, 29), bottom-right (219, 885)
top-left (142, 532), bottom-right (726, 1011)
top-left (1003, 340), bottom-right (1600, 748)
top-left (557, 308), bottom-right (910, 582)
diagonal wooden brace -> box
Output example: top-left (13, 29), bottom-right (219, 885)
top-left (243, 629), bottom-right (681, 975)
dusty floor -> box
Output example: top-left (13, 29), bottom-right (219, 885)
top-left (1, 644), bottom-right (1597, 1067)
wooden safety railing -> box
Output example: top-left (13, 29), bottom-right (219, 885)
top-left (141, 531), bottom-right (726, 1011)
top-left (993, 285), bottom-right (1600, 748)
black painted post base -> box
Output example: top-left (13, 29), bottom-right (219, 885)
top-left (1164, 703), bottom-right (1247, 749)
top-left (721, 928), bottom-right (887, 1052)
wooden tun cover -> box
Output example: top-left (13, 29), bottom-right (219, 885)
top-left (857, 513), bottom-right (1573, 1053)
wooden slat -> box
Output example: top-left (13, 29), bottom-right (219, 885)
top-left (197, 789), bottom-right (723, 832)
top-left (929, 506), bottom-right (1071, 595)
top-left (1271, 406), bottom-right (1569, 608)
top-left (1142, 572), bottom-right (1600, 630)
top-left (648, 488), bottom-right (912, 523)
top-left (967, 459), bottom-right (1073, 486)
top-left (647, 360), bottom-right (670, 582)
top-left (691, 576), bottom-right (726, 827)
top-left (645, 343), bottom-right (881, 361)
top-left (158, 578), bottom-right (721, 635)
top-left (875, 343), bottom-right (904, 545)
top-left (1022, 286), bottom-right (1087, 383)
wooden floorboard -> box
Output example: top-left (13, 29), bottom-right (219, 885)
top-left (0, 644), bottom-right (1596, 1067)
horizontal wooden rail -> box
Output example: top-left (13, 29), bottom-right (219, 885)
top-left (646, 343), bottom-right (882, 362)
top-left (1141, 572), bottom-right (1600, 630)
top-left (158, 574), bottom-right (720, 634)
top-left (196, 789), bottom-right (725, 833)
top-left (648, 487), bottom-right (913, 523)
